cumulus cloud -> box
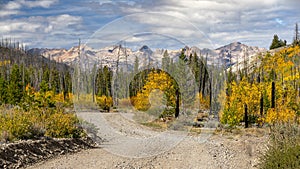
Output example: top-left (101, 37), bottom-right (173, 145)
top-left (0, 14), bottom-right (83, 48)
top-left (0, 14), bottom-right (82, 33)
top-left (85, 0), bottom-right (300, 48)
top-left (0, 0), bottom-right (58, 17)
top-left (1, 0), bottom-right (300, 48)
top-left (24, 0), bottom-right (58, 8)
top-left (4, 1), bottom-right (22, 10)
top-left (0, 10), bottom-right (20, 17)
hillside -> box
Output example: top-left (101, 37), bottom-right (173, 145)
top-left (221, 45), bottom-right (300, 127)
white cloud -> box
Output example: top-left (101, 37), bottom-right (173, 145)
top-left (47, 14), bottom-right (82, 31)
top-left (104, 0), bottom-right (300, 48)
top-left (15, 0), bottom-right (59, 8)
top-left (0, 10), bottom-right (20, 17)
top-left (0, 14), bottom-right (81, 33)
top-left (2, 0), bottom-right (300, 49)
top-left (0, 14), bottom-right (83, 48)
top-left (0, 0), bottom-right (58, 18)
top-left (0, 21), bottom-right (41, 33)
top-left (5, 1), bottom-right (22, 10)
top-left (25, 0), bottom-right (58, 8)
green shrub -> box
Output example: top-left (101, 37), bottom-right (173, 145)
top-left (0, 106), bottom-right (84, 142)
top-left (160, 108), bottom-right (175, 118)
top-left (45, 111), bottom-right (83, 138)
top-left (220, 106), bottom-right (240, 127)
top-left (259, 123), bottom-right (300, 169)
top-left (0, 108), bottom-right (33, 141)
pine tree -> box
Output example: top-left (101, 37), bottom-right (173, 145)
top-left (270, 34), bottom-right (286, 50)
top-left (0, 76), bottom-right (7, 103)
top-left (162, 50), bottom-right (171, 72)
top-left (95, 66), bottom-right (112, 97)
top-left (134, 56), bottom-right (139, 74)
top-left (7, 64), bottom-right (23, 105)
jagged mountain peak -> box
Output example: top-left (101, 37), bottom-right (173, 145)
top-left (139, 45), bottom-right (152, 52)
top-left (216, 41), bottom-right (244, 51)
top-left (30, 42), bottom-right (266, 71)
top-left (214, 42), bottom-right (266, 68)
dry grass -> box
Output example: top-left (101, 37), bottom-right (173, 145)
top-left (259, 123), bottom-right (300, 169)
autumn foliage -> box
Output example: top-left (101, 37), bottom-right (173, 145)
top-left (221, 45), bottom-right (300, 127)
top-left (131, 69), bottom-right (179, 117)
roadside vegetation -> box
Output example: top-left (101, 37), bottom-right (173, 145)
top-left (219, 24), bottom-right (300, 169)
top-left (0, 41), bottom-right (83, 142)
top-left (259, 123), bottom-right (300, 169)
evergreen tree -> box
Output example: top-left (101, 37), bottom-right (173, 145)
top-left (51, 69), bottom-right (60, 93)
top-left (189, 52), bottom-right (201, 91)
top-left (0, 76), bottom-right (7, 103)
top-left (7, 64), bottom-right (23, 105)
top-left (162, 50), bottom-right (171, 72)
top-left (134, 56), bottom-right (139, 74)
top-left (95, 65), bottom-right (112, 97)
top-left (270, 34), bottom-right (286, 50)
top-left (179, 49), bottom-right (187, 61)
top-left (174, 53), bottom-right (196, 112)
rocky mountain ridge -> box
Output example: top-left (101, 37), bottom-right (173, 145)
top-left (28, 42), bottom-right (266, 71)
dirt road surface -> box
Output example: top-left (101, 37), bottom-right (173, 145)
top-left (27, 112), bottom-right (268, 169)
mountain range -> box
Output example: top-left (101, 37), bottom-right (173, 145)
top-left (28, 42), bottom-right (266, 71)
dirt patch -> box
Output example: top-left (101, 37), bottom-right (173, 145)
top-left (0, 137), bottom-right (96, 169)
top-left (27, 112), bottom-right (269, 169)
top-left (26, 131), bottom-right (268, 169)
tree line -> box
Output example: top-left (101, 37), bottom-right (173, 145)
top-left (89, 46), bottom-right (214, 117)
top-left (0, 41), bottom-right (72, 107)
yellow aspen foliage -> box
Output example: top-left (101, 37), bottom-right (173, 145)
top-left (221, 45), bottom-right (300, 127)
top-left (287, 45), bottom-right (300, 58)
top-left (45, 111), bottom-right (82, 138)
top-left (67, 93), bottom-right (73, 100)
top-left (25, 84), bottom-right (35, 95)
top-left (96, 95), bottom-right (113, 111)
top-left (265, 106), bottom-right (296, 124)
top-left (196, 93), bottom-right (210, 109)
top-left (54, 92), bottom-right (65, 103)
top-left (0, 60), bottom-right (10, 66)
top-left (131, 93), bottom-right (151, 111)
top-left (132, 70), bottom-right (178, 116)
top-left (221, 79), bottom-right (261, 126)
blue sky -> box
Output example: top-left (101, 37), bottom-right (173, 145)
top-left (0, 0), bottom-right (300, 49)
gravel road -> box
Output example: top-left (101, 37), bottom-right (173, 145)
top-left (27, 111), bottom-right (268, 169)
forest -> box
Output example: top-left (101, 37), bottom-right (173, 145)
top-left (91, 49), bottom-right (213, 118)
top-left (221, 41), bottom-right (300, 128)
top-left (0, 28), bottom-right (300, 140)
top-left (0, 40), bottom-right (80, 141)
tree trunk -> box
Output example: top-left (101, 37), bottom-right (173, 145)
top-left (271, 81), bottom-right (275, 108)
top-left (244, 104), bottom-right (249, 128)
top-left (260, 95), bottom-right (264, 117)
top-left (175, 89), bottom-right (180, 118)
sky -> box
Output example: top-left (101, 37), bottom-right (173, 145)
top-left (0, 0), bottom-right (300, 50)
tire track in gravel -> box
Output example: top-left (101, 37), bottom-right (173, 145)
top-left (26, 111), bottom-right (268, 169)
top-left (76, 111), bottom-right (189, 158)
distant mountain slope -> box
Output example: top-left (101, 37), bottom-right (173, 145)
top-left (2, 46), bottom-right (69, 70)
top-left (29, 42), bottom-right (266, 71)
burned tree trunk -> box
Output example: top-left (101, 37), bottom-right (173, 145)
top-left (244, 104), bottom-right (249, 128)
top-left (175, 89), bottom-right (180, 118)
